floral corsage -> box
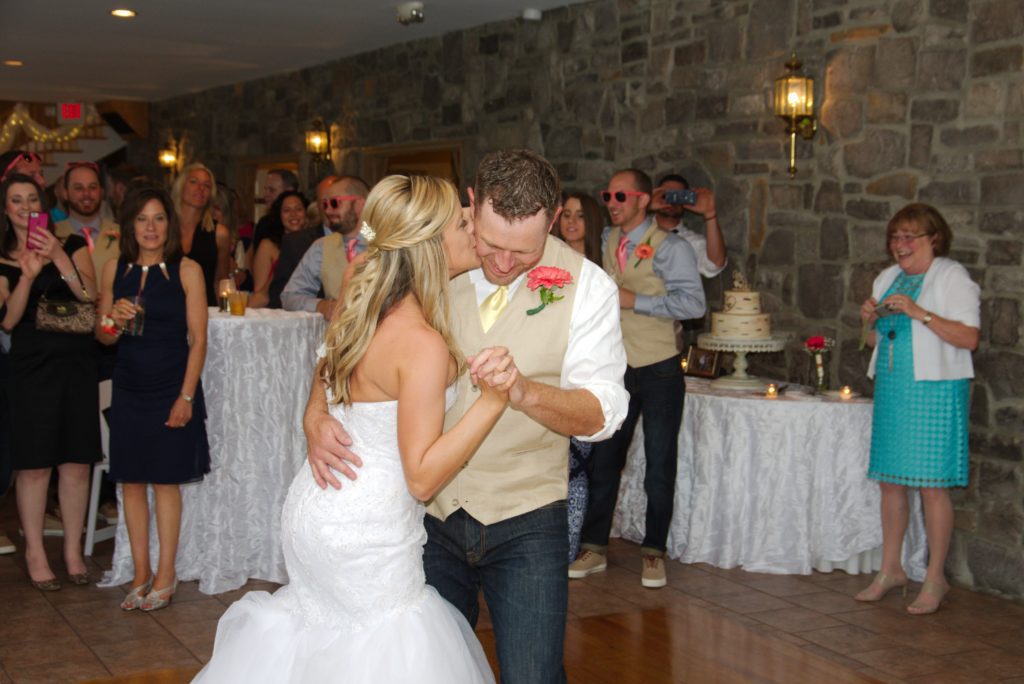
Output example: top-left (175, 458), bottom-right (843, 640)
top-left (526, 266), bottom-right (573, 316)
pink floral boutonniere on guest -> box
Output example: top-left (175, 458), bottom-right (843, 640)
top-left (526, 266), bottom-right (573, 316)
top-left (633, 237), bottom-right (654, 268)
top-left (103, 230), bottom-right (120, 250)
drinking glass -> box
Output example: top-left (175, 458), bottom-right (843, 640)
top-left (124, 295), bottom-right (145, 336)
top-left (228, 291), bottom-right (249, 316)
top-left (218, 278), bottom-right (236, 313)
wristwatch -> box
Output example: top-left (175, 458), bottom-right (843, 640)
top-left (922, 313), bottom-right (933, 326)
top-left (181, 392), bottom-right (194, 403)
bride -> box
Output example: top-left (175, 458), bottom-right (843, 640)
top-left (195, 175), bottom-right (512, 683)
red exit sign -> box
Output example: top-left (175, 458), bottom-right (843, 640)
top-left (58, 102), bottom-right (82, 123)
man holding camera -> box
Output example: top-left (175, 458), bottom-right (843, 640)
top-left (652, 173), bottom-right (727, 279)
top-left (568, 168), bottom-right (705, 589)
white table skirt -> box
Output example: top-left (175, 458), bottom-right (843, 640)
top-left (611, 378), bottom-right (928, 580)
top-left (100, 308), bottom-right (325, 594)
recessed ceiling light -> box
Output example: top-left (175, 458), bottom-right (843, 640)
top-left (111, 8), bottom-right (136, 18)
top-left (3, 60), bottom-right (23, 67)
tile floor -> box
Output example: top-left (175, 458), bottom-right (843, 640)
top-left (1, 502), bottom-right (1023, 683)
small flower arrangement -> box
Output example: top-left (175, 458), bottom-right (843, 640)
top-left (803, 336), bottom-right (835, 391)
top-left (633, 237), bottom-right (654, 267)
top-left (526, 266), bottom-right (573, 316)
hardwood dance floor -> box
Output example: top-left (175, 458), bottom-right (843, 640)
top-left (2, 500), bottom-right (1023, 682)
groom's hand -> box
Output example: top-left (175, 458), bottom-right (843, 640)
top-left (305, 411), bottom-right (361, 489)
top-left (470, 347), bottom-right (527, 408)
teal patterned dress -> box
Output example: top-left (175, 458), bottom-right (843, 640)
top-left (868, 272), bottom-right (970, 487)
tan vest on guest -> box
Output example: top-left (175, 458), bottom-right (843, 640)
top-left (427, 236), bottom-right (583, 525)
top-left (319, 232), bottom-right (350, 301)
top-left (604, 223), bottom-right (678, 368)
top-left (55, 218), bottom-right (120, 292)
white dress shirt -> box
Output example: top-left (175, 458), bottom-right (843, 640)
top-left (469, 259), bottom-right (629, 442)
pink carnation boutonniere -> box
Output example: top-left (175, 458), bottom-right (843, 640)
top-left (633, 237), bottom-right (654, 268)
top-left (526, 266), bottom-right (573, 316)
top-left (103, 231), bottom-right (120, 250)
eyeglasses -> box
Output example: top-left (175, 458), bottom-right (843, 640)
top-left (601, 190), bottom-right (647, 204)
top-left (66, 161), bottom-right (100, 174)
top-left (321, 195), bottom-right (361, 210)
top-left (889, 232), bottom-right (929, 245)
top-left (1, 152), bottom-right (43, 182)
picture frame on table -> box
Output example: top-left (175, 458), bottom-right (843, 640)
top-left (684, 345), bottom-right (720, 378)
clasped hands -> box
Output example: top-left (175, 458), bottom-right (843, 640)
top-left (307, 346), bottom-right (523, 490)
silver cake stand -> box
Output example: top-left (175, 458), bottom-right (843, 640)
top-left (696, 333), bottom-right (788, 389)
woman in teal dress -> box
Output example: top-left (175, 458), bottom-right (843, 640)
top-left (856, 203), bottom-right (980, 615)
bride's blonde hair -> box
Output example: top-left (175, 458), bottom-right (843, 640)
top-left (322, 174), bottom-right (463, 405)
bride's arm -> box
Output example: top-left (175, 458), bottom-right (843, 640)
top-left (397, 336), bottom-right (513, 501)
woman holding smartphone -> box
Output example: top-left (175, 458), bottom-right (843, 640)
top-left (0, 173), bottom-right (99, 591)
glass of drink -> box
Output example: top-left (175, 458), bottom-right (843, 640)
top-left (124, 295), bottom-right (145, 336)
top-left (218, 278), bottom-right (236, 313)
top-left (228, 290), bottom-right (249, 316)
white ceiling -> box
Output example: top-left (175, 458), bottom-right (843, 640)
top-left (1, 1), bottom-right (575, 103)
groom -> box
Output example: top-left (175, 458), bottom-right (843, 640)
top-left (304, 149), bottom-right (627, 683)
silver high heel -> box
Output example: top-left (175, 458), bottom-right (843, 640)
top-left (140, 578), bottom-right (178, 612)
top-left (121, 576), bottom-right (154, 611)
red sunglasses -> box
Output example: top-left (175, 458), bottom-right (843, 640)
top-left (2, 152), bottom-right (43, 183)
top-left (321, 195), bottom-right (361, 210)
top-left (66, 161), bottom-right (100, 174)
top-left (601, 190), bottom-right (647, 204)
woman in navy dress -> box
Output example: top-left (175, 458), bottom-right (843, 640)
top-left (97, 186), bottom-right (210, 612)
top-left (855, 204), bottom-right (979, 615)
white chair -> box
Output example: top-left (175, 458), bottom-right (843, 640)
top-left (85, 379), bottom-right (116, 556)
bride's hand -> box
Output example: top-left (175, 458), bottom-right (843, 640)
top-left (469, 346), bottom-right (517, 404)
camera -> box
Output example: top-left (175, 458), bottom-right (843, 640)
top-left (664, 189), bottom-right (697, 206)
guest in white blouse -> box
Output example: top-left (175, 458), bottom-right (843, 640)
top-left (856, 203), bottom-right (979, 615)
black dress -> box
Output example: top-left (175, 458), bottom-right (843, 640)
top-left (108, 259), bottom-right (210, 484)
top-left (185, 224), bottom-right (219, 306)
top-left (1, 235), bottom-right (100, 469)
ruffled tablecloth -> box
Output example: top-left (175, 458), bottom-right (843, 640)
top-left (611, 378), bottom-right (927, 580)
top-left (100, 308), bottom-right (325, 594)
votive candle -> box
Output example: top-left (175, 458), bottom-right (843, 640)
top-left (765, 383), bottom-right (778, 399)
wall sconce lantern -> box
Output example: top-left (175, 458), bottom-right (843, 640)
top-left (158, 147), bottom-right (177, 169)
top-left (773, 54), bottom-right (816, 176)
top-left (305, 118), bottom-right (330, 161)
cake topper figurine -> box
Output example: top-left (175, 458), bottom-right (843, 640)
top-left (732, 271), bottom-right (750, 291)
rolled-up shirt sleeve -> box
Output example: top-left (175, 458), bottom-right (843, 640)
top-left (634, 234), bottom-right (705, 321)
top-left (281, 239), bottom-right (325, 313)
top-left (563, 260), bottom-right (629, 441)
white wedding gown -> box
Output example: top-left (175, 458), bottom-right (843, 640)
top-left (194, 388), bottom-right (494, 683)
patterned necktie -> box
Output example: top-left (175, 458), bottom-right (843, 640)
top-left (345, 237), bottom-right (358, 263)
top-left (479, 285), bottom-right (508, 333)
top-left (616, 234), bottom-right (629, 272)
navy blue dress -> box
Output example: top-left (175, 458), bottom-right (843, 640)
top-left (108, 259), bottom-right (210, 484)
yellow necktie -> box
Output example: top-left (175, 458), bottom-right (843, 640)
top-left (479, 285), bottom-right (508, 332)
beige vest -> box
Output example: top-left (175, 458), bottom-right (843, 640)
top-left (319, 232), bottom-right (350, 301)
top-left (55, 218), bottom-right (120, 291)
top-left (604, 223), bottom-right (679, 367)
top-left (427, 236), bottom-right (583, 525)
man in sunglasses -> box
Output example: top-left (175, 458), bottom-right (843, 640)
top-left (54, 162), bottom-right (120, 286)
top-left (281, 175), bottom-right (369, 317)
top-left (569, 168), bottom-right (705, 590)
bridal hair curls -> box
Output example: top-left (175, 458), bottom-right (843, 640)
top-left (321, 174), bottom-right (463, 405)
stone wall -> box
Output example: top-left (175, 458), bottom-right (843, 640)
top-left (130, 0), bottom-right (1024, 598)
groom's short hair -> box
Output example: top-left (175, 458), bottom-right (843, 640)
top-left (474, 149), bottom-right (561, 222)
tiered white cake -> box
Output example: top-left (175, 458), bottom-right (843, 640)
top-left (709, 273), bottom-right (771, 340)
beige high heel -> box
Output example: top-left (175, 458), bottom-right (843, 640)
top-left (854, 572), bottom-right (908, 602)
top-left (121, 576), bottom-right (154, 611)
top-left (907, 580), bottom-right (950, 615)
top-left (140, 578), bottom-right (178, 612)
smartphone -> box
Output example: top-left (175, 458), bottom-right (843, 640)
top-left (664, 188), bottom-right (698, 206)
top-left (27, 212), bottom-right (48, 249)
top-left (874, 302), bottom-right (896, 317)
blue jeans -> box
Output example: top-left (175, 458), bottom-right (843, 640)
top-left (580, 354), bottom-right (684, 554)
top-left (424, 502), bottom-right (569, 684)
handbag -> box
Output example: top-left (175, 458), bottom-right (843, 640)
top-left (35, 261), bottom-right (96, 335)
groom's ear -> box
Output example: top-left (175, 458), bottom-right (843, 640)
top-left (467, 187), bottom-right (476, 214)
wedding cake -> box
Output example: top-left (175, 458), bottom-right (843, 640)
top-left (709, 272), bottom-right (772, 340)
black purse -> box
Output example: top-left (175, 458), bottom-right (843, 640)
top-left (35, 262), bottom-right (96, 335)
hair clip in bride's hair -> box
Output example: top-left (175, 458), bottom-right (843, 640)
top-left (360, 220), bottom-right (376, 242)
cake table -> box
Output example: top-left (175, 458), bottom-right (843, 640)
top-left (697, 333), bottom-right (787, 389)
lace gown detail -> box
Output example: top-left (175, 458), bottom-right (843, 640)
top-left (195, 387), bottom-right (494, 683)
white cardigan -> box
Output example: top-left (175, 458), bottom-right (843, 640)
top-left (867, 257), bottom-right (980, 380)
